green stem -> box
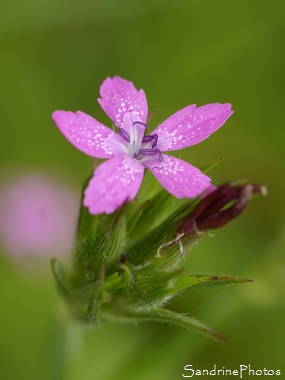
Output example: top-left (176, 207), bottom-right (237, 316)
top-left (44, 307), bottom-right (83, 380)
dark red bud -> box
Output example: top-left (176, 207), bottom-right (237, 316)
top-left (180, 182), bottom-right (266, 235)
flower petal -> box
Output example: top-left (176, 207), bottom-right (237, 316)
top-left (153, 103), bottom-right (233, 151)
top-left (52, 110), bottom-right (122, 158)
top-left (144, 154), bottom-right (212, 198)
top-left (98, 76), bottom-right (148, 127)
top-left (84, 155), bottom-right (144, 214)
top-left (201, 184), bottom-right (217, 198)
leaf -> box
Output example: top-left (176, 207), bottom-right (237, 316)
top-left (102, 267), bottom-right (131, 294)
top-left (103, 308), bottom-right (227, 343)
top-left (172, 274), bottom-right (252, 293)
top-left (200, 158), bottom-right (224, 174)
top-left (128, 262), bottom-right (178, 308)
top-left (85, 267), bottom-right (105, 326)
top-left (128, 188), bottom-right (181, 241)
top-left (102, 272), bottom-right (122, 291)
top-left (72, 210), bottom-right (127, 285)
top-left (50, 258), bottom-right (68, 297)
top-left (126, 199), bottom-right (149, 235)
top-left (126, 197), bottom-right (199, 266)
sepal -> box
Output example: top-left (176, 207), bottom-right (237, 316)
top-left (172, 274), bottom-right (252, 293)
top-left (72, 174), bottom-right (127, 285)
top-left (102, 307), bottom-right (227, 344)
top-left (51, 176), bottom-right (265, 342)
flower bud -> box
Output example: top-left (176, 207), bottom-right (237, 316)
top-left (180, 182), bottom-right (267, 235)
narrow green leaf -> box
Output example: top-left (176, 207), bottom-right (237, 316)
top-left (126, 200), bottom-right (149, 235)
top-left (103, 308), bottom-right (227, 343)
top-left (129, 188), bottom-right (181, 241)
top-left (118, 264), bottom-right (132, 289)
top-left (50, 258), bottom-right (68, 297)
top-left (73, 211), bottom-right (127, 284)
top-left (200, 158), bottom-right (224, 174)
top-left (173, 274), bottom-right (252, 293)
top-left (85, 267), bottom-right (105, 326)
top-left (102, 272), bottom-right (122, 291)
top-left (126, 197), bottom-right (199, 266)
top-left (102, 267), bottom-right (131, 294)
top-left (128, 262), bottom-right (177, 308)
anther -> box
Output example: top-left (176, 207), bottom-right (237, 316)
top-left (133, 121), bottom-right (149, 129)
top-left (118, 128), bottom-right (130, 142)
top-left (142, 133), bottom-right (158, 148)
top-left (137, 148), bottom-right (162, 161)
top-left (142, 135), bottom-right (154, 143)
top-left (151, 133), bottom-right (158, 148)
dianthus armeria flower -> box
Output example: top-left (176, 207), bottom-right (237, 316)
top-left (0, 173), bottom-right (78, 259)
top-left (52, 77), bottom-right (233, 214)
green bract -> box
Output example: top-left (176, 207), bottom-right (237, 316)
top-left (51, 164), bottom-right (264, 343)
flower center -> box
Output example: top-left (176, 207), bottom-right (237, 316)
top-left (114, 113), bottom-right (163, 162)
top-left (118, 121), bottom-right (162, 162)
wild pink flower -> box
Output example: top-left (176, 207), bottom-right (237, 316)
top-left (52, 77), bottom-right (233, 215)
top-left (0, 174), bottom-right (78, 258)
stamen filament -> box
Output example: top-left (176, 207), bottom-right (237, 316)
top-left (133, 121), bottom-right (149, 129)
top-left (156, 233), bottom-right (185, 257)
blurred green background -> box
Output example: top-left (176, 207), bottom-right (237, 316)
top-left (1, 0), bottom-right (285, 379)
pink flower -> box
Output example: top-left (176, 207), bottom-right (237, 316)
top-left (0, 174), bottom-right (78, 258)
top-left (52, 77), bottom-right (233, 215)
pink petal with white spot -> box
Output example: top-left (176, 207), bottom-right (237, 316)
top-left (144, 154), bottom-right (212, 198)
top-left (52, 110), bottom-right (122, 158)
top-left (84, 155), bottom-right (144, 214)
top-left (153, 103), bottom-right (233, 151)
top-left (98, 76), bottom-right (148, 127)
